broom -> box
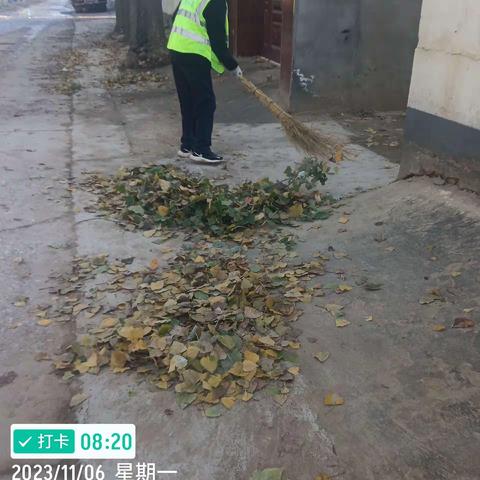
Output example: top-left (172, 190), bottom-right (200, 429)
top-left (239, 75), bottom-right (336, 159)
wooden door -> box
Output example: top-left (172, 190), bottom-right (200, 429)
top-left (262, 0), bottom-right (283, 63)
top-left (229, 0), bottom-right (264, 57)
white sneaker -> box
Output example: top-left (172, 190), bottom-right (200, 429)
top-left (190, 150), bottom-right (224, 165)
top-left (177, 146), bottom-right (192, 159)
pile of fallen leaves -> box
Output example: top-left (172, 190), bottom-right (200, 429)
top-left (53, 241), bottom-right (327, 413)
top-left (82, 159), bottom-right (330, 235)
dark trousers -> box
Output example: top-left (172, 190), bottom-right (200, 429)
top-left (171, 52), bottom-right (216, 153)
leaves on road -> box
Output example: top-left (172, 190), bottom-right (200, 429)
top-left (81, 160), bottom-right (331, 236)
top-left (51, 241), bottom-right (328, 411)
top-left (452, 317), bottom-right (475, 329)
top-left (324, 393), bottom-right (344, 406)
top-left (314, 352), bottom-right (330, 363)
top-left (69, 393), bottom-right (89, 408)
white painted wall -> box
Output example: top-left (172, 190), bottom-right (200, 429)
top-left (162, 0), bottom-right (178, 15)
top-left (407, 0), bottom-right (480, 130)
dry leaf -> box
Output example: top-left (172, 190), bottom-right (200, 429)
top-left (110, 351), bottom-right (128, 369)
top-left (70, 393), bottom-right (89, 408)
top-left (200, 355), bottom-right (218, 373)
top-left (314, 352), bottom-right (330, 363)
top-left (452, 317), bottom-right (475, 329)
top-left (325, 304), bottom-right (343, 316)
top-left (169, 355), bottom-right (188, 373)
top-left (150, 280), bottom-right (164, 291)
top-left (221, 396), bottom-right (236, 409)
top-left (37, 319), bottom-right (52, 327)
top-left (338, 216), bottom-right (349, 224)
top-left (72, 303), bottom-right (88, 316)
top-left (143, 229), bottom-right (156, 238)
top-left (287, 203), bottom-right (304, 219)
top-left (337, 284), bottom-right (352, 293)
top-left (336, 318), bottom-right (350, 328)
top-left (100, 317), bottom-right (118, 328)
top-left (324, 393), bottom-right (344, 406)
top-left (149, 258), bottom-right (159, 271)
top-left (245, 306), bottom-right (263, 319)
top-left (242, 392), bottom-right (253, 402)
top-left (243, 360), bottom-right (258, 373)
top-left (244, 351), bottom-right (260, 364)
top-left (157, 206), bottom-right (169, 217)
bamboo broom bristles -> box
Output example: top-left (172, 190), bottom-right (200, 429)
top-left (239, 76), bottom-right (335, 158)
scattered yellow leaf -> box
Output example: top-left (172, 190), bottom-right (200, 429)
top-left (334, 145), bottom-right (343, 163)
top-left (287, 203), bottom-right (304, 219)
top-left (258, 336), bottom-right (275, 347)
top-left (325, 304), bottom-right (343, 316)
top-left (72, 303), bottom-right (88, 316)
top-left (157, 205), bottom-right (169, 217)
top-left (149, 258), bottom-right (159, 271)
top-left (143, 229), bottom-right (156, 238)
top-left (433, 325), bottom-right (446, 332)
top-left (100, 317), bottom-right (118, 328)
top-left (243, 360), bottom-right (258, 373)
top-left (241, 392), bottom-right (253, 402)
top-left (335, 318), bottom-right (351, 328)
top-left (158, 179), bottom-right (171, 192)
top-left (288, 367), bottom-right (300, 376)
top-left (221, 396), bottom-right (236, 409)
top-left (37, 319), bottom-right (52, 327)
top-left (185, 345), bottom-right (200, 359)
top-left (150, 280), bottom-right (164, 291)
top-left (118, 326), bottom-right (149, 341)
top-left (110, 351), bottom-right (128, 369)
top-left (244, 351), bottom-right (260, 364)
top-left (200, 355), bottom-right (218, 373)
top-left (338, 216), bottom-right (349, 224)
top-left (206, 375), bottom-right (222, 389)
top-left (314, 352), bottom-right (330, 363)
top-left (324, 393), bottom-right (344, 406)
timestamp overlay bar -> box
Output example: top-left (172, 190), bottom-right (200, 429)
top-left (11, 424), bottom-right (136, 459)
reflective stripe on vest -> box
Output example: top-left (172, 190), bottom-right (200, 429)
top-left (171, 25), bottom-right (210, 46)
top-left (176, 8), bottom-right (201, 24)
top-left (167, 0), bottom-right (227, 74)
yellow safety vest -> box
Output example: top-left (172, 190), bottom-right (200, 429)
top-left (167, 0), bottom-right (229, 74)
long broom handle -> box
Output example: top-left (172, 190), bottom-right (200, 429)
top-left (239, 76), bottom-right (291, 122)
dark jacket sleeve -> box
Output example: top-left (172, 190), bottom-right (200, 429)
top-left (204, 0), bottom-right (238, 71)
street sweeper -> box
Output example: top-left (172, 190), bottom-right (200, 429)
top-left (168, 0), bottom-right (243, 165)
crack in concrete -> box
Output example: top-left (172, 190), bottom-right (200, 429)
top-left (0, 212), bottom-right (70, 233)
